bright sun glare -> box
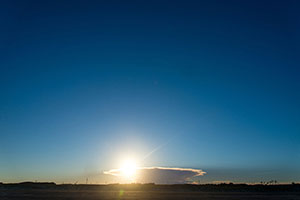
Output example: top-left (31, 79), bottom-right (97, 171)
top-left (120, 159), bottom-right (138, 180)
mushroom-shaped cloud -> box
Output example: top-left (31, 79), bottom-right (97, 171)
top-left (104, 167), bottom-right (206, 184)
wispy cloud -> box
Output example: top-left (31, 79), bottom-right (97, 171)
top-left (104, 167), bottom-right (206, 184)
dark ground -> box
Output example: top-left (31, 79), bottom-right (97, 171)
top-left (1, 182), bottom-right (300, 200)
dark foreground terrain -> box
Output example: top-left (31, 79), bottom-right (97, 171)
top-left (1, 182), bottom-right (300, 200)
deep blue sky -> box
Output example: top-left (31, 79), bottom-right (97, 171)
top-left (0, 0), bottom-right (299, 183)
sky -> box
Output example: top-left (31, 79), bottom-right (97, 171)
top-left (0, 0), bottom-right (300, 184)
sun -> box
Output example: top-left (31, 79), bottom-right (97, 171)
top-left (120, 159), bottom-right (138, 180)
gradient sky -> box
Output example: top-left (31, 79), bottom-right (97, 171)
top-left (1, 0), bottom-right (300, 184)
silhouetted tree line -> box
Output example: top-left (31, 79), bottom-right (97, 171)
top-left (260, 180), bottom-right (278, 185)
top-left (0, 182), bottom-right (299, 192)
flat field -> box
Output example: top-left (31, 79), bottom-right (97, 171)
top-left (1, 183), bottom-right (300, 200)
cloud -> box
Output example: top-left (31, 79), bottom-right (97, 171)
top-left (104, 167), bottom-right (206, 184)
